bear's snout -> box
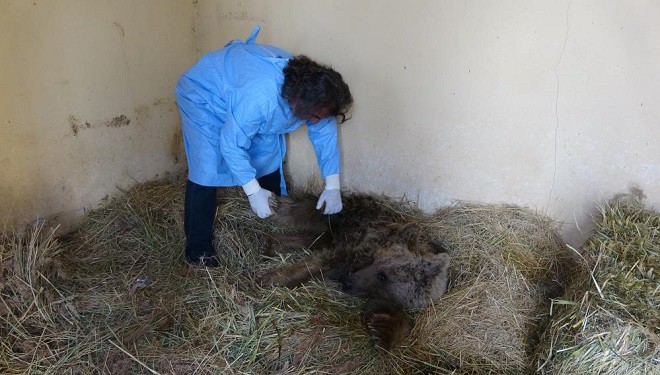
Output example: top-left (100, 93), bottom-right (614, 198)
top-left (340, 273), bottom-right (367, 296)
top-left (341, 276), bottom-right (353, 292)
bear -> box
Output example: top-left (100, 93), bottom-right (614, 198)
top-left (259, 193), bottom-right (450, 349)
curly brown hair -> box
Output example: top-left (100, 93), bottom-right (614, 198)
top-left (282, 55), bottom-right (353, 123)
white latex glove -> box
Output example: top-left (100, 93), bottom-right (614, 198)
top-left (316, 174), bottom-right (343, 215)
top-left (243, 179), bottom-right (274, 219)
top-left (247, 188), bottom-right (274, 218)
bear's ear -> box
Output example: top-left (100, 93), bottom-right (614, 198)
top-left (424, 253), bottom-right (450, 299)
top-left (427, 240), bottom-right (449, 254)
top-left (389, 222), bottom-right (424, 248)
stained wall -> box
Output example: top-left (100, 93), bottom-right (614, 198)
top-left (197, 0), bottom-right (660, 245)
top-left (2, 1), bottom-right (659, 246)
top-left (0, 0), bottom-right (198, 231)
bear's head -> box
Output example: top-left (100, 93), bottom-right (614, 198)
top-left (341, 225), bottom-right (450, 310)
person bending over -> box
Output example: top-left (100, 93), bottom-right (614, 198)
top-left (175, 26), bottom-right (353, 266)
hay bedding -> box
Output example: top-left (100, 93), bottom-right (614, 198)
top-left (536, 195), bottom-right (659, 374)
top-left (2, 179), bottom-right (651, 374)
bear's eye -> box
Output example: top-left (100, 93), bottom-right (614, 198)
top-left (377, 272), bottom-right (388, 282)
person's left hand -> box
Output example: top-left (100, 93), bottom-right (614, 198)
top-left (316, 188), bottom-right (342, 215)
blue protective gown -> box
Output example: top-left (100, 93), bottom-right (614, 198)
top-left (175, 26), bottom-right (340, 195)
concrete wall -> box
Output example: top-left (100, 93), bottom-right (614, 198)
top-left (2, 1), bottom-right (659, 246)
top-left (0, 0), bottom-right (197, 232)
top-left (197, 0), bottom-right (660, 245)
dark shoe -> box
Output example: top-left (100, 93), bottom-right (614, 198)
top-left (186, 254), bottom-right (221, 267)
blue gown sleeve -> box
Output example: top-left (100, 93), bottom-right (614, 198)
top-left (219, 98), bottom-right (269, 185)
top-left (308, 117), bottom-right (341, 178)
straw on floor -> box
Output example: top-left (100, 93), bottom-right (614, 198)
top-left (536, 194), bottom-right (659, 375)
top-left (2, 179), bottom-right (584, 374)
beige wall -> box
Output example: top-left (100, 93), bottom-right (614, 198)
top-left (1, 0), bottom-right (197, 231)
top-left (2, 1), bottom-right (659, 246)
top-left (198, 0), bottom-right (659, 246)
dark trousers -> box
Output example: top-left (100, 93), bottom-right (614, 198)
top-left (184, 169), bottom-right (282, 260)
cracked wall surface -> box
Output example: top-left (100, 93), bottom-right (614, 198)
top-left (2, 1), bottom-right (658, 247)
top-left (198, 0), bottom-right (659, 246)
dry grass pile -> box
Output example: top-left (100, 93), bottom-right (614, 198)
top-left (380, 204), bottom-right (574, 374)
top-left (536, 195), bottom-right (659, 374)
top-left (1, 179), bottom-right (573, 374)
top-left (1, 180), bottom-right (378, 374)
top-left (0, 224), bottom-right (88, 373)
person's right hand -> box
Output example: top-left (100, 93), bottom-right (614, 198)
top-left (247, 188), bottom-right (274, 218)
